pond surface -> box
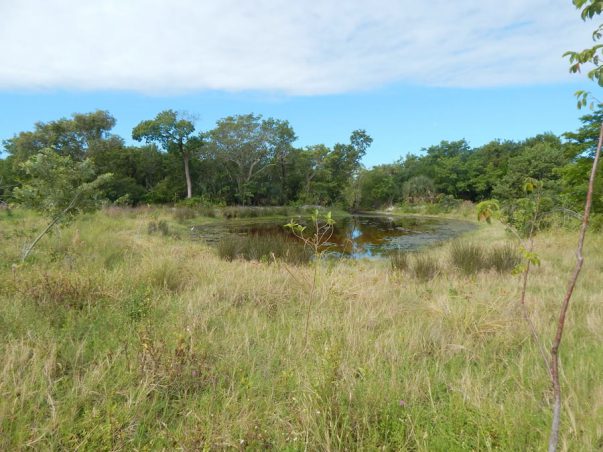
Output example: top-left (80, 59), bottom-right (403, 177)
top-left (194, 214), bottom-right (476, 259)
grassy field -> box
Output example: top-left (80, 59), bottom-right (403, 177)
top-left (0, 207), bottom-right (601, 450)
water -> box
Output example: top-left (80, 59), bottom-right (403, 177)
top-left (194, 213), bottom-right (476, 259)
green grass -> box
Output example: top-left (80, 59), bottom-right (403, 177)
top-left (450, 241), bottom-right (487, 275)
top-left (487, 243), bottom-right (522, 273)
top-left (0, 207), bottom-right (602, 450)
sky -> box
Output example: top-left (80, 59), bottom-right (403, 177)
top-left (0, 0), bottom-right (597, 167)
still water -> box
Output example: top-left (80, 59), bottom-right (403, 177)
top-left (194, 214), bottom-right (476, 259)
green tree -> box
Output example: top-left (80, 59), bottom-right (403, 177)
top-left (560, 106), bottom-right (603, 212)
top-left (0, 156), bottom-right (18, 204)
top-left (3, 110), bottom-right (118, 162)
top-left (402, 175), bottom-right (436, 204)
top-left (493, 140), bottom-right (566, 201)
top-left (466, 140), bottom-right (520, 200)
top-left (132, 110), bottom-right (199, 199)
top-left (323, 130), bottom-right (373, 205)
top-left (207, 114), bottom-right (296, 204)
top-left (358, 164), bottom-right (401, 208)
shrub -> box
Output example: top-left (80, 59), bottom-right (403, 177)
top-left (487, 243), bottom-right (521, 273)
top-left (217, 233), bottom-right (311, 265)
top-left (450, 241), bottom-right (486, 275)
top-left (590, 213), bottom-right (603, 232)
top-left (411, 253), bottom-right (440, 281)
top-left (389, 250), bottom-right (409, 272)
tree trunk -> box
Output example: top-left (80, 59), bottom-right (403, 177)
top-left (280, 156), bottom-right (288, 205)
top-left (22, 192), bottom-right (82, 261)
top-left (183, 152), bottom-right (192, 199)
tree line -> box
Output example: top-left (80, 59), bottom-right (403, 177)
top-left (0, 108), bottom-right (601, 216)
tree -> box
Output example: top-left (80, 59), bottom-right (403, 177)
top-left (0, 156), bottom-right (17, 204)
top-left (493, 140), bottom-right (566, 201)
top-left (466, 140), bottom-right (520, 200)
top-left (268, 118), bottom-right (297, 204)
top-left (358, 164), bottom-right (401, 208)
top-left (402, 175), bottom-right (436, 204)
top-left (207, 114), bottom-right (296, 204)
top-left (3, 110), bottom-right (118, 162)
top-left (132, 110), bottom-right (199, 199)
top-left (560, 106), bottom-right (603, 212)
top-left (323, 130), bottom-right (373, 205)
top-left (13, 149), bottom-right (112, 260)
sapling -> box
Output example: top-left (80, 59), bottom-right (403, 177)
top-left (13, 149), bottom-right (112, 261)
top-left (546, 1), bottom-right (603, 449)
top-left (284, 209), bottom-right (335, 346)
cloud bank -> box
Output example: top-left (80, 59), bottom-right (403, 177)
top-left (0, 0), bottom-right (594, 95)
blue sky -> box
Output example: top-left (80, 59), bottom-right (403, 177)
top-left (0, 1), bottom-right (595, 166)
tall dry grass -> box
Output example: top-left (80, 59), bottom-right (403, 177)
top-left (0, 207), bottom-right (601, 450)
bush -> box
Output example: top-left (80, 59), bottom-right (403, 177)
top-left (590, 214), bottom-right (603, 232)
top-left (487, 243), bottom-right (521, 273)
top-left (217, 233), bottom-right (311, 265)
top-left (411, 253), bottom-right (440, 281)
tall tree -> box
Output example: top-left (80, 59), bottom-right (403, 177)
top-left (561, 106), bottom-right (603, 212)
top-left (323, 130), bottom-right (373, 205)
top-left (207, 114), bottom-right (295, 204)
top-left (132, 110), bottom-right (199, 199)
top-left (3, 110), bottom-right (118, 162)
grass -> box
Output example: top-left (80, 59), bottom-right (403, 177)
top-left (411, 252), bottom-right (441, 280)
top-left (450, 241), bottom-right (487, 275)
top-left (0, 207), bottom-right (602, 450)
top-left (389, 250), bottom-right (410, 272)
top-left (487, 243), bottom-right (522, 273)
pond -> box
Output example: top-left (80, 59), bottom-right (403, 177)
top-left (193, 213), bottom-right (476, 259)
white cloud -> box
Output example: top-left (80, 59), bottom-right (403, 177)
top-left (0, 0), bottom-right (595, 94)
